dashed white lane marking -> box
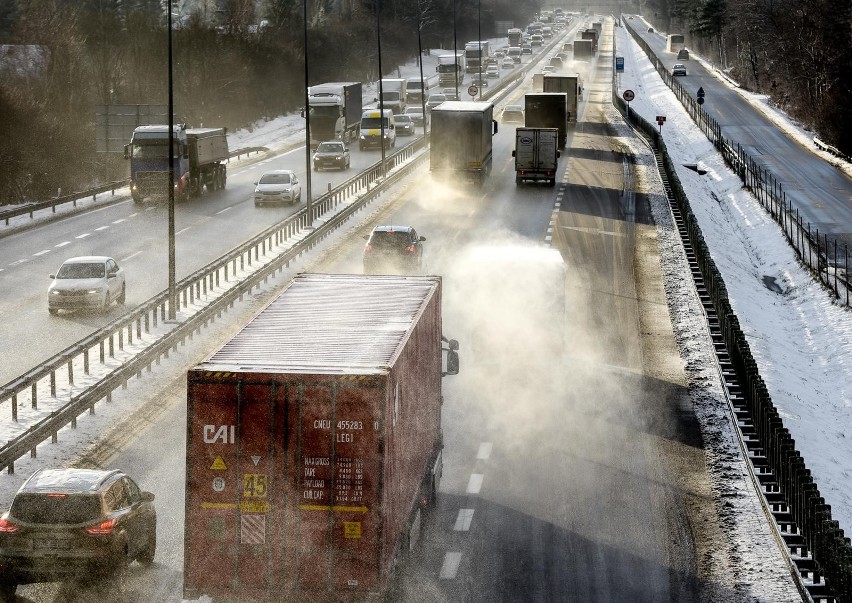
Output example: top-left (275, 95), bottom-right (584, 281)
top-left (121, 251), bottom-right (143, 262)
top-left (55, 241), bottom-right (71, 248)
top-left (439, 552), bottom-right (462, 579)
top-left (476, 442), bottom-right (493, 460)
top-left (95, 226), bottom-right (109, 231)
top-left (9, 259), bottom-right (27, 266)
top-left (75, 233), bottom-right (91, 239)
top-left (176, 227), bottom-right (190, 236)
top-left (112, 218), bottom-right (126, 224)
top-left (466, 474), bottom-right (483, 494)
top-left (33, 250), bottom-right (51, 257)
top-left (454, 509), bottom-right (475, 531)
top-left (215, 206), bottom-right (232, 215)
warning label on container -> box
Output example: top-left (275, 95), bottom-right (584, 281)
top-left (210, 456), bottom-right (227, 470)
top-left (241, 514), bottom-right (265, 545)
top-left (344, 522), bottom-right (362, 539)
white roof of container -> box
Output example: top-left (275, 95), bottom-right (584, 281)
top-left (198, 273), bottom-right (439, 375)
top-left (432, 101), bottom-right (492, 112)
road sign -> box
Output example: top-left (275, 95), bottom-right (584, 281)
top-left (615, 56), bottom-right (624, 72)
top-left (697, 86), bottom-right (705, 105)
top-left (622, 89), bottom-right (635, 102)
top-left (656, 115), bottom-right (666, 124)
top-left (468, 85), bottom-right (478, 97)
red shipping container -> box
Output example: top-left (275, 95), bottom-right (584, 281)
top-left (183, 274), bottom-right (451, 602)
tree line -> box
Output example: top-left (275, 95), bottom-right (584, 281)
top-left (0, 0), bottom-right (540, 204)
top-left (646, 0), bottom-right (852, 154)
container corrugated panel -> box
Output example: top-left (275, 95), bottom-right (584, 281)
top-left (199, 273), bottom-right (440, 375)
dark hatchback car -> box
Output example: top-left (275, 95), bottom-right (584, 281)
top-left (312, 140), bottom-right (350, 171)
top-left (0, 468), bottom-right (156, 598)
top-left (363, 226), bottom-right (425, 274)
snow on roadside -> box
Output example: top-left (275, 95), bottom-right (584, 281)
top-left (614, 19), bottom-right (852, 592)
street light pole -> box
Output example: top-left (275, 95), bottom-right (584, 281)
top-left (453, 0), bottom-right (459, 99)
top-left (167, 0), bottom-right (176, 320)
top-left (303, 0), bottom-right (313, 222)
top-left (376, 0), bottom-right (386, 177)
top-left (477, 0), bottom-right (482, 101)
top-left (416, 0), bottom-right (426, 133)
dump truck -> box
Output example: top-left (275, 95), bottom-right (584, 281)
top-left (125, 124), bottom-right (228, 203)
top-left (183, 273), bottom-right (460, 603)
top-left (306, 82), bottom-right (363, 148)
top-left (524, 92), bottom-right (568, 148)
top-left (513, 127), bottom-right (560, 186)
top-left (543, 73), bottom-right (582, 125)
top-left (430, 101), bottom-right (498, 186)
top-left (573, 39), bottom-right (593, 60)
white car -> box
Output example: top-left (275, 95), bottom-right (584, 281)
top-left (48, 256), bottom-right (126, 314)
top-left (501, 58), bottom-right (515, 69)
top-left (486, 65), bottom-right (500, 79)
top-left (254, 170), bottom-right (302, 206)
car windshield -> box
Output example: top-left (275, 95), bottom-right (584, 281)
top-left (56, 262), bottom-right (105, 279)
top-left (396, 116), bottom-right (411, 123)
top-left (369, 230), bottom-right (412, 249)
top-left (361, 117), bottom-right (389, 129)
top-left (317, 143), bottom-right (343, 153)
top-left (11, 493), bottom-right (103, 524)
top-left (259, 173), bottom-right (292, 184)
top-left (429, 95), bottom-right (447, 103)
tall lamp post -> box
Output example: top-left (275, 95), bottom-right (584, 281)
top-left (416, 0), bottom-right (426, 132)
top-left (477, 0), bottom-right (482, 100)
top-left (453, 0), bottom-right (459, 100)
top-left (167, 0), bottom-right (176, 320)
top-left (303, 0), bottom-right (313, 222)
top-left (376, 0), bottom-right (386, 177)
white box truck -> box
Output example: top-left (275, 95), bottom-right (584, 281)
top-left (512, 127), bottom-right (560, 186)
top-left (430, 101), bottom-right (498, 186)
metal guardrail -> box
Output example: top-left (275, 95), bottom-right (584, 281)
top-left (616, 21), bottom-right (852, 600)
top-left (0, 146), bottom-right (268, 226)
top-left (622, 18), bottom-right (850, 308)
top-left (0, 137), bottom-right (426, 474)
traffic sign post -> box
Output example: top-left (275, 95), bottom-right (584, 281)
top-left (615, 56), bottom-right (624, 72)
top-left (622, 89), bottom-right (635, 114)
top-left (656, 115), bottom-right (666, 134)
top-left (468, 85), bottom-right (478, 99)
top-left (697, 86), bottom-right (705, 106)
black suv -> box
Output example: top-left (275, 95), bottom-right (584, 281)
top-left (363, 225), bottom-right (426, 274)
top-left (0, 468), bottom-right (156, 597)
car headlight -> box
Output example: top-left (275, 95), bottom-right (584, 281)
top-left (335, 155), bottom-right (343, 160)
top-left (360, 134), bottom-right (366, 140)
top-left (87, 289), bottom-right (101, 295)
top-left (51, 290), bottom-right (61, 295)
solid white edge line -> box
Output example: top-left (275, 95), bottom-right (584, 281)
top-left (120, 251), bottom-right (143, 262)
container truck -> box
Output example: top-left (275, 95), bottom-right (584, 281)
top-left (543, 73), bottom-right (582, 125)
top-left (581, 29), bottom-right (598, 53)
top-left (573, 39), bottom-right (593, 60)
top-left (183, 273), bottom-right (460, 603)
top-left (378, 78), bottom-right (407, 114)
top-left (436, 53), bottom-right (465, 87)
top-left (512, 127), bottom-right (560, 186)
top-left (524, 92), bottom-right (568, 148)
top-left (464, 40), bottom-right (490, 74)
top-left (305, 82), bottom-right (363, 149)
top-left (124, 124), bottom-right (228, 204)
top-left (430, 101), bottom-right (498, 186)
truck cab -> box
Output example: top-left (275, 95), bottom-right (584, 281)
top-left (124, 125), bottom-right (189, 203)
top-left (359, 109), bottom-right (396, 150)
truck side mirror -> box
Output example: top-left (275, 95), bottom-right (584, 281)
top-left (512, 150), bottom-right (516, 157)
top-left (123, 144), bottom-right (130, 160)
top-left (493, 120), bottom-right (498, 135)
top-left (300, 107), bottom-right (305, 118)
top-left (444, 349), bottom-right (460, 376)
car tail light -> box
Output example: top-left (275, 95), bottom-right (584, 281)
top-left (85, 518), bottom-right (117, 535)
top-left (408, 245), bottom-right (416, 254)
top-left (364, 244), bottom-right (373, 253)
top-left (0, 517), bottom-right (20, 533)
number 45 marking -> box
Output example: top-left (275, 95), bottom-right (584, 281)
top-left (243, 474), bottom-right (268, 498)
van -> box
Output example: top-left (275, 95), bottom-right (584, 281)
top-left (507, 46), bottom-right (522, 63)
top-left (359, 109), bottom-right (396, 150)
top-left (531, 34), bottom-right (543, 46)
